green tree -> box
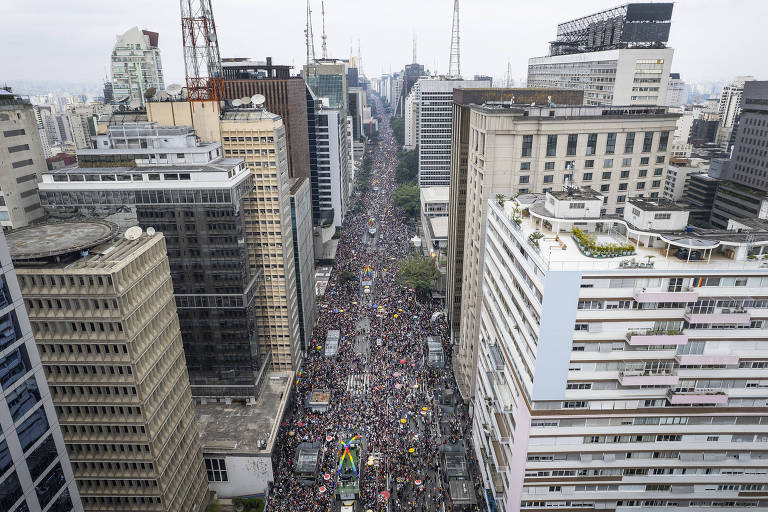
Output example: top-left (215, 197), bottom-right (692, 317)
top-left (395, 148), bottom-right (418, 184)
top-left (393, 184), bottom-right (420, 220)
top-left (396, 254), bottom-right (438, 299)
top-left (391, 117), bottom-right (405, 146)
top-left (339, 270), bottom-right (356, 285)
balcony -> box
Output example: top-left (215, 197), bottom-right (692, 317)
top-left (684, 308), bottom-right (750, 324)
top-left (634, 289), bottom-right (699, 303)
top-left (626, 329), bottom-right (688, 346)
top-left (675, 354), bottom-right (739, 366)
top-left (667, 388), bottom-right (728, 405)
top-left (618, 369), bottom-right (679, 386)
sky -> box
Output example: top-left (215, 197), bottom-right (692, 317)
top-left (2, 0), bottom-right (767, 90)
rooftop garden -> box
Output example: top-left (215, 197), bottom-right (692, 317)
top-left (571, 227), bottom-right (636, 258)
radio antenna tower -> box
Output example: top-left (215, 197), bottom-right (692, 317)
top-left (321, 0), bottom-right (328, 59)
top-left (357, 38), bottom-right (363, 76)
top-left (448, 0), bottom-right (461, 78)
top-left (305, 0), bottom-right (315, 65)
top-left (504, 59), bottom-right (514, 88)
top-left (412, 32), bottom-right (417, 64)
top-left (180, 0), bottom-right (223, 104)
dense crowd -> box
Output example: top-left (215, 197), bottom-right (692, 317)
top-left (269, 98), bottom-right (481, 511)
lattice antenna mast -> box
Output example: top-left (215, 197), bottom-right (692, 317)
top-left (448, 0), bottom-right (461, 78)
top-left (357, 38), bottom-right (363, 76)
top-left (504, 59), bottom-right (513, 88)
top-left (413, 32), bottom-right (417, 64)
top-left (305, 0), bottom-right (315, 65)
top-left (180, 0), bottom-right (223, 104)
top-left (321, 0), bottom-right (328, 59)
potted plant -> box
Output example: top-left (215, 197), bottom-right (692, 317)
top-left (645, 255), bottom-right (655, 267)
top-left (496, 193), bottom-right (505, 206)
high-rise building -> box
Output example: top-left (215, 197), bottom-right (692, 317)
top-left (404, 82), bottom-right (420, 150)
top-left (473, 192), bottom-right (768, 510)
top-left (723, 81), bottom-right (768, 192)
top-left (666, 73), bottom-right (687, 107)
top-left (110, 27), bottom-right (165, 106)
top-left (715, 76), bottom-right (755, 150)
top-left (663, 159), bottom-right (707, 201)
top-left (222, 58), bottom-right (311, 180)
top-left (65, 104), bottom-right (111, 150)
top-left (450, 100), bottom-right (677, 398)
top-left (0, 229), bottom-right (82, 512)
top-left (8, 221), bottom-right (209, 512)
top-left (416, 77), bottom-right (491, 188)
top-left (103, 81), bottom-right (113, 104)
top-left (527, 3), bottom-right (675, 106)
top-left (37, 123), bottom-right (261, 399)
top-left (219, 108), bottom-right (303, 370)
top-left (312, 104), bottom-right (352, 228)
top-left (303, 60), bottom-right (348, 111)
top-left (447, 87), bottom-right (584, 356)
top-left (289, 177), bottom-right (317, 352)
top-left (0, 89), bottom-right (45, 229)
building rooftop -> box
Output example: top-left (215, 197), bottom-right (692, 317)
top-left (550, 187), bottom-right (603, 201)
top-left (7, 221), bottom-right (119, 261)
top-left (420, 186), bottom-right (449, 203)
top-left (220, 108), bottom-right (281, 122)
top-left (429, 216), bottom-right (449, 240)
top-left (44, 157), bottom-right (243, 178)
top-left (196, 372), bottom-right (292, 455)
top-left (473, 103), bottom-right (677, 120)
top-left (626, 197), bottom-right (687, 212)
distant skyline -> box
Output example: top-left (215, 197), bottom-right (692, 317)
top-left (2, 0), bottom-right (767, 93)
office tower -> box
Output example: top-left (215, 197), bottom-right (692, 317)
top-left (0, 229), bottom-right (82, 512)
top-left (303, 60), bottom-right (348, 111)
top-left (715, 76), bottom-right (755, 150)
top-left (451, 101), bottom-right (677, 398)
top-left (219, 108), bottom-right (303, 370)
top-left (447, 87), bottom-right (584, 356)
top-left (289, 177), bottom-right (317, 352)
top-left (390, 73), bottom-right (403, 114)
top-left (473, 192), bottom-right (768, 510)
top-left (110, 27), bottom-right (165, 106)
top-left (669, 107), bottom-right (693, 158)
top-left (527, 3), bottom-right (675, 106)
top-left (0, 89), bottom-right (45, 229)
top-left (37, 123), bottom-right (260, 399)
top-left (312, 104), bottom-right (351, 228)
top-left (8, 221), bottom-right (208, 512)
top-left (415, 77), bottom-right (491, 188)
top-left (666, 73), bottom-right (686, 107)
top-left (396, 63), bottom-right (426, 117)
top-left (404, 82), bottom-right (420, 150)
top-left (221, 58), bottom-right (311, 179)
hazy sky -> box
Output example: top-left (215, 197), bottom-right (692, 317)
top-left (2, 0), bottom-right (767, 88)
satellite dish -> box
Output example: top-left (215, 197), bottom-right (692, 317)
top-left (118, 105), bottom-right (126, 112)
top-left (144, 87), bottom-right (157, 99)
top-left (232, 99), bottom-right (243, 107)
top-left (156, 91), bottom-right (170, 100)
top-left (124, 226), bottom-right (143, 240)
top-left (146, 227), bottom-right (156, 236)
top-left (240, 96), bottom-right (252, 105)
top-left (252, 94), bottom-right (266, 107)
top-left (129, 99), bottom-right (141, 109)
top-left (166, 84), bottom-right (183, 96)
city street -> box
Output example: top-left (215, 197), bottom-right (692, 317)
top-left (269, 97), bottom-right (485, 511)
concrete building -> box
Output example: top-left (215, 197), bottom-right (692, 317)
top-left (219, 108), bottom-right (303, 371)
top-left (723, 81), bottom-right (768, 192)
top-left (313, 105), bottom-right (351, 229)
top-left (404, 82), bottom-right (420, 150)
top-left (0, 229), bottom-right (83, 512)
top-left (666, 73), bottom-right (687, 107)
top-left (0, 89), bottom-right (46, 229)
top-left (222, 58), bottom-right (311, 180)
top-left (527, 3), bottom-right (675, 106)
top-left (8, 221), bottom-right (209, 512)
top-left (289, 177), bottom-right (317, 353)
top-left (683, 172), bottom-right (720, 220)
top-left (416, 77), bottom-right (491, 188)
top-left (710, 181), bottom-right (768, 229)
top-left (37, 123), bottom-right (262, 400)
top-left (65, 104), bottom-right (111, 151)
top-left (110, 27), bottom-right (165, 106)
top-left (474, 192), bottom-right (768, 510)
top-left (715, 76), bottom-right (755, 150)
top-left (447, 87), bottom-right (584, 361)
top-left (452, 102), bottom-right (677, 398)
top-left (303, 60), bottom-right (348, 111)
top-left (664, 159), bottom-right (708, 201)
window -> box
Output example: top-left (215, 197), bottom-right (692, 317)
top-left (619, 183), bottom-right (628, 191)
top-left (606, 133), bottom-right (616, 154)
top-left (546, 135), bottom-right (558, 157)
top-left (586, 133), bottom-right (597, 155)
top-left (521, 135), bottom-right (533, 157)
top-left (520, 162), bottom-right (530, 171)
top-left (600, 184), bottom-right (610, 192)
top-left (658, 131), bottom-right (669, 151)
top-left (582, 173), bottom-right (593, 181)
top-left (3, 129), bottom-right (26, 137)
top-left (544, 161), bottom-right (555, 170)
top-left (636, 182), bottom-right (646, 190)
top-left (654, 168), bottom-right (664, 176)
top-left (584, 159), bottom-right (594, 168)
top-left (567, 134), bottom-right (578, 155)
top-left (624, 132), bottom-right (635, 153)
top-left (603, 158), bottom-right (613, 168)
top-left (656, 155), bottom-right (665, 164)
top-left (543, 175), bottom-right (553, 183)
top-left (616, 207), bottom-right (624, 214)
top-left (640, 156), bottom-right (650, 165)
top-left (569, 202), bottom-right (585, 209)
top-left (205, 458), bottom-right (228, 482)
top-left (652, 180), bottom-right (661, 188)
top-left (620, 170), bottom-right (630, 178)
top-left (519, 176), bottom-right (529, 184)
top-left (622, 157), bottom-right (632, 166)
top-left (642, 131), bottom-right (654, 152)
top-left (638, 169), bottom-right (648, 177)
top-left (617, 195), bottom-right (626, 203)
top-left (654, 213), bottom-right (671, 220)
top-left (602, 172), bottom-right (612, 180)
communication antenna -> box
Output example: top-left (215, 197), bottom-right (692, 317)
top-left (146, 227), bottom-right (156, 236)
top-left (166, 83), bottom-right (183, 96)
top-left (124, 226), bottom-right (143, 240)
top-left (448, 0), bottom-right (461, 78)
top-left (305, 0), bottom-right (316, 65)
top-left (252, 94), bottom-right (266, 107)
top-left (180, 0), bottom-right (223, 104)
top-left (413, 32), bottom-right (417, 64)
top-left (321, 0), bottom-right (328, 59)
top-left (156, 91), bottom-right (170, 100)
top-left (129, 99), bottom-right (141, 109)
top-left (232, 98), bottom-right (243, 107)
top-left (240, 96), bottom-right (252, 106)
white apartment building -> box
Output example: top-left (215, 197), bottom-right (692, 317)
top-left (404, 82), bottom-right (420, 150)
top-left (716, 76), bottom-right (756, 150)
top-left (417, 77), bottom-right (490, 187)
top-left (474, 191), bottom-right (768, 511)
top-left (669, 107), bottom-right (694, 158)
top-left (454, 103), bottom-right (679, 396)
top-left (666, 73), bottom-right (686, 107)
top-left (528, 48), bottom-right (675, 107)
top-left (664, 160), bottom-right (708, 201)
top-left (110, 27), bottom-right (165, 106)
top-left (315, 106), bottom-right (351, 228)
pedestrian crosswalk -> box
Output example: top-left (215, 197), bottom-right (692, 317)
top-left (347, 373), bottom-right (370, 398)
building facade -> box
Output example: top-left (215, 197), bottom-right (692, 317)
top-left (724, 81), bottom-right (768, 192)
top-left (8, 221), bottom-right (209, 511)
top-left (313, 106), bottom-right (351, 228)
top-left (110, 27), bottom-right (165, 106)
top-left (0, 229), bottom-right (82, 512)
top-left (715, 76), bottom-right (755, 150)
top-left (0, 90), bottom-right (46, 229)
top-left (666, 73), bottom-right (687, 107)
top-left (474, 192), bottom-right (768, 511)
top-left (289, 177), bottom-right (317, 353)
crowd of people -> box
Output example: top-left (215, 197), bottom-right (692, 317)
top-left (269, 98), bottom-right (483, 511)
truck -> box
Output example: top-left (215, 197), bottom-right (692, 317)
top-left (325, 330), bottom-right (340, 357)
top-left (361, 265), bottom-right (374, 295)
top-left (367, 216), bottom-right (377, 236)
top-left (335, 435), bottom-right (364, 510)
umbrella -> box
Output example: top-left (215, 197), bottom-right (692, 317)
top-left (289, 431), bottom-right (295, 437)
top-left (319, 485), bottom-right (327, 493)
top-left (415, 479), bottom-right (422, 486)
top-left (400, 359), bottom-right (406, 364)
top-left (324, 473), bottom-right (331, 481)
top-left (395, 383), bottom-right (403, 389)
top-left (379, 491), bottom-right (390, 500)
top-left (297, 421), bottom-right (304, 427)
top-left (400, 418), bottom-right (407, 424)
top-left (408, 448), bottom-right (415, 453)
top-left (326, 435), bottom-right (333, 442)
top-left (393, 372), bottom-right (401, 377)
